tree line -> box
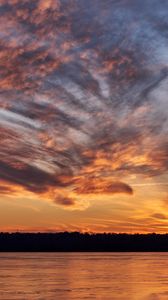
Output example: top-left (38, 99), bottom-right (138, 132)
top-left (0, 232), bottom-right (168, 251)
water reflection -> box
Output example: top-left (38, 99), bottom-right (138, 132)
top-left (0, 253), bottom-right (167, 299)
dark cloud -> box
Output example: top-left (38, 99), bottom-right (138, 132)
top-left (0, 0), bottom-right (167, 204)
top-left (74, 179), bottom-right (133, 195)
top-left (54, 194), bottom-right (75, 206)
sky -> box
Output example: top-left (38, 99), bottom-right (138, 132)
top-left (0, 0), bottom-right (168, 233)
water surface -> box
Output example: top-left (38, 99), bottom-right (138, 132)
top-left (0, 253), bottom-right (168, 299)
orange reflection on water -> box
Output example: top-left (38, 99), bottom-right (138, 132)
top-left (0, 253), bottom-right (167, 300)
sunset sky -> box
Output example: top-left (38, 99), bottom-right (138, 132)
top-left (0, 0), bottom-right (167, 233)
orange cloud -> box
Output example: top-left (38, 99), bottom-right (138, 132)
top-left (73, 178), bottom-right (133, 195)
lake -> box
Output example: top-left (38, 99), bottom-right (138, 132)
top-left (0, 253), bottom-right (167, 299)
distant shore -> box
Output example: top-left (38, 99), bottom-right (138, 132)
top-left (0, 232), bottom-right (168, 251)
